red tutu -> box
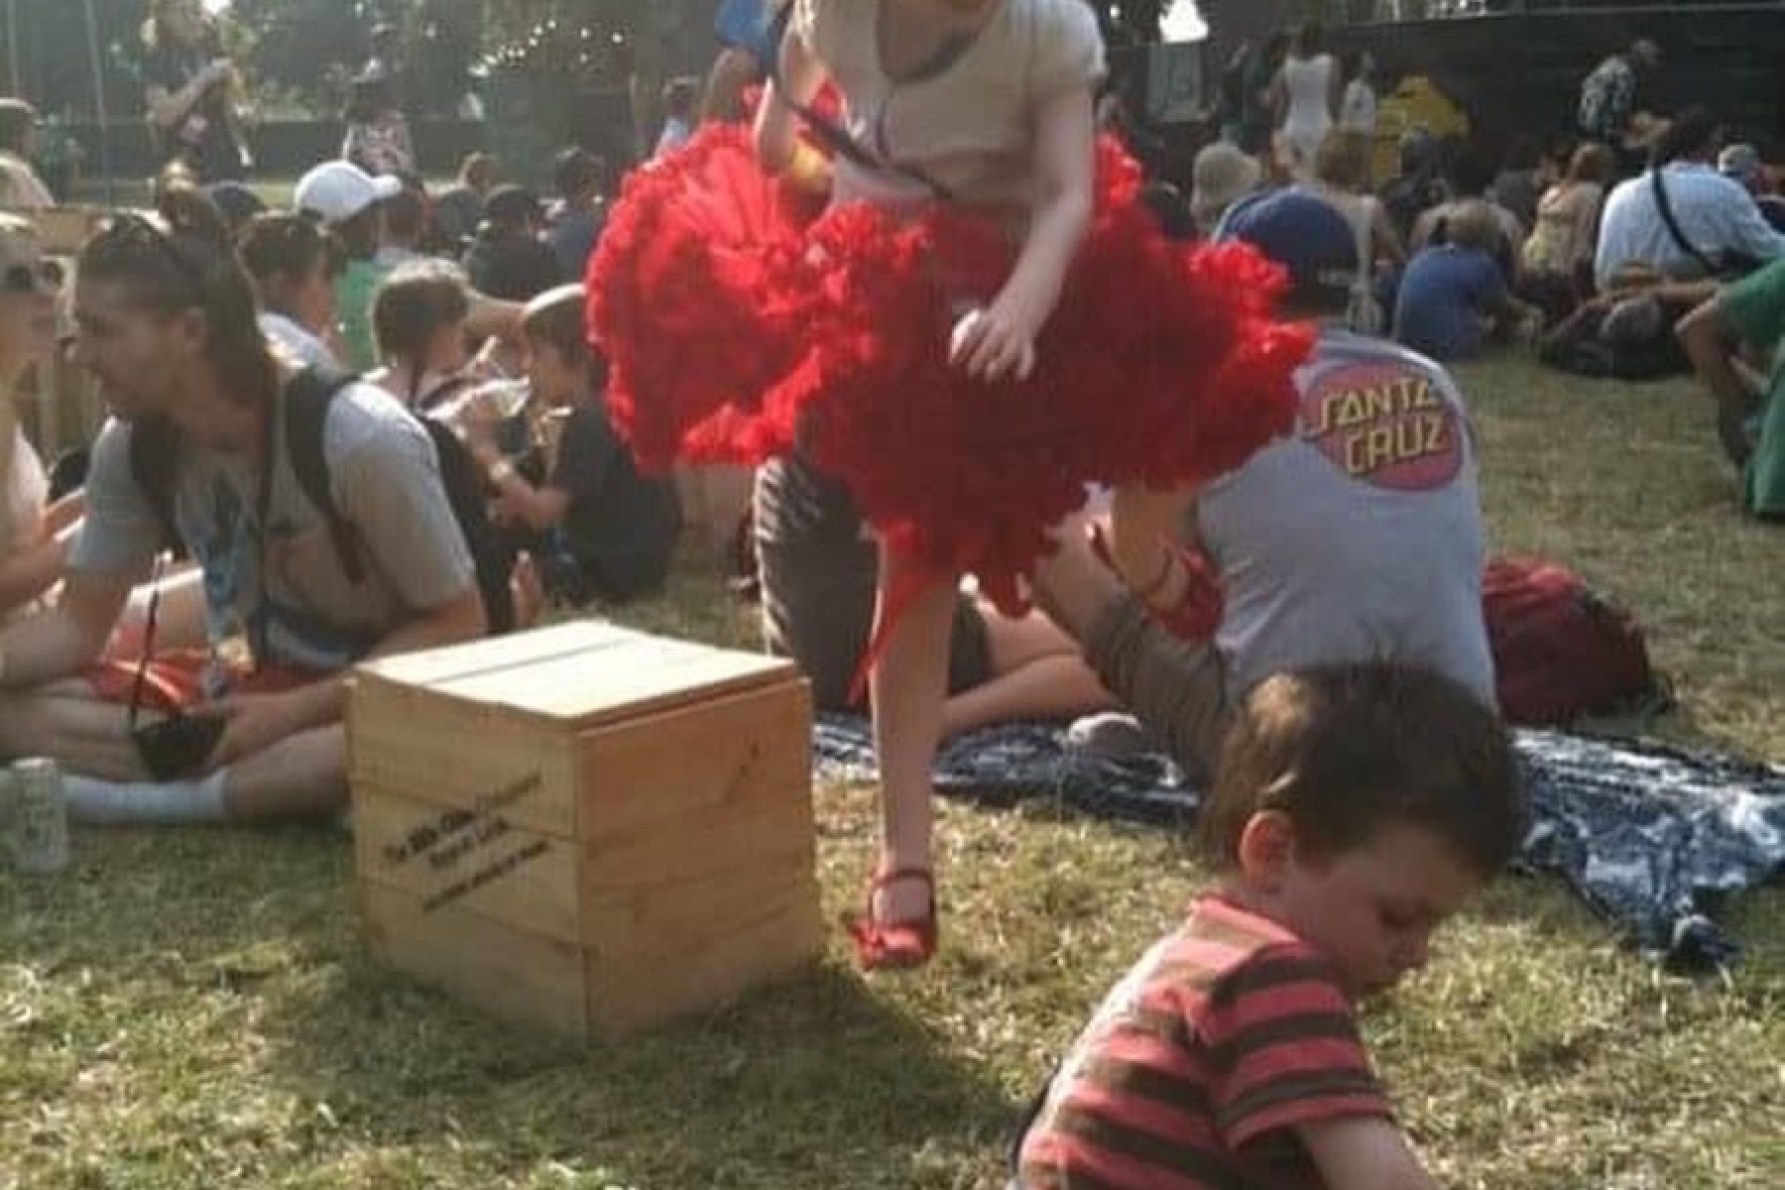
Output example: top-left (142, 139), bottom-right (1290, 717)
top-left (588, 127), bottom-right (1311, 613)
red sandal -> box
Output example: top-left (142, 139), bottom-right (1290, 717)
top-left (1088, 523), bottom-right (1224, 643)
top-left (845, 867), bottom-right (937, 972)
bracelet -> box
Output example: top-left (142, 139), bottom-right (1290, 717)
top-left (487, 459), bottom-right (517, 485)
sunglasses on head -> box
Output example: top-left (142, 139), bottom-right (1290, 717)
top-left (98, 212), bottom-right (210, 296)
top-left (127, 557), bottom-right (227, 782)
top-left (0, 257), bottom-right (63, 295)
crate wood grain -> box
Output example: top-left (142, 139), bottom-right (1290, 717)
top-left (348, 621), bottom-right (823, 1039)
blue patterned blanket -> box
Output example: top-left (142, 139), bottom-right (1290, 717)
top-left (812, 716), bottom-right (1785, 970)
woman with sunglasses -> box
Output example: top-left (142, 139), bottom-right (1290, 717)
top-left (0, 214), bottom-right (78, 621)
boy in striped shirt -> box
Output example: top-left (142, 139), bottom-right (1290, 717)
top-left (1014, 663), bottom-right (1527, 1190)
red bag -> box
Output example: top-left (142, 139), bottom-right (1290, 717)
top-left (1482, 558), bottom-right (1666, 727)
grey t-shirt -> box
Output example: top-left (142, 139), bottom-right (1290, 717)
top-left (72, 379), bottom-right (475, 672)
top-left (1196, 330), bottom-right (1496, 706)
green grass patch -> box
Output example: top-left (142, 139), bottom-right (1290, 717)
top-left (3, 358), bottom-right (1782, 1188)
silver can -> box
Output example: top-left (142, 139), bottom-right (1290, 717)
top-left (10, 758), bottom-right (69, 874)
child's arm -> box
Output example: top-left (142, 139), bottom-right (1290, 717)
top-left (1296, 1116), bottom-right (1444, 1190)
top-left (950, 84), bottom-right (1096, 383)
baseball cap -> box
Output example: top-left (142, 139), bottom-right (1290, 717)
top-left (1214, 189), bottom-right (1358, 297)
top-left (1718, 143), bottom-right (1762, 184)
top-left (294, 160), bottom-right (401, 226)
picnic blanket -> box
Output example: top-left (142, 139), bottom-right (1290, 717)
top-left (812, 716), bottom-right (1785, 971)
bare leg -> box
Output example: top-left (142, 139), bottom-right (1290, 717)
top-left (221, 724), bottom-right (347, 822)
top-left (867, 542), bottom-right (956, 926)
top-left (940, 606), bottom-right (1116, 738)
top-left (0, 682), bottom-right (347, 822)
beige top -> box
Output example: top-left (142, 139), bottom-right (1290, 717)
top-left (1523, 181), bottom-right (1605, 276)
top-left (793, 0), bottom-right (1104, 212)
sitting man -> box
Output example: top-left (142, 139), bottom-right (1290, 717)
top-left (1595, 106), bottom-right (1785, 291)
top-left (0, 190), bottom-right (485, 825)
top-left (1032, 190), bottom-right (1496, 780)
top-left (1678, 258), bottom-right (1785, 514)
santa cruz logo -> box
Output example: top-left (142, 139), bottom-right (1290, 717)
top-left (1301, 362), bottom-right (1464, 491)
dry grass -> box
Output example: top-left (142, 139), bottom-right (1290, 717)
top-left (2, 357), bottom-right (1781, 1189)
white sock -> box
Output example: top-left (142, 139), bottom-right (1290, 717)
top-left (63, 770), bottom-right (230, 827)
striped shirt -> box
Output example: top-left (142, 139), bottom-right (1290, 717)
top-left (1015, 895), bottom-right (1391, 1189)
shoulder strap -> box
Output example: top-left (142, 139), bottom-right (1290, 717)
top-left (763, 3), bottom-right (956, 203)
top-left (127, 416), bottom-right (183, 553)
top-left (282, 364), bottom-right (367, 584)
top-left (1648, 168), bottom-right (1719, 276)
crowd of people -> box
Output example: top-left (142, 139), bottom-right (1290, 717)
top-left (0, 2), bottom-right (1781, 1187)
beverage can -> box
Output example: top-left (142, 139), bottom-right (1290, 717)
top-left (11, 758), bottom-right (69, 874)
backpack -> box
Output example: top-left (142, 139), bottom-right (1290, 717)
top-left (128, 365), bottom-right (516, 638)
top-left (1481, 557), bottom-right (1667, 726)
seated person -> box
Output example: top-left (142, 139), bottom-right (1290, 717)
top-left (1521, 142), bottom-right (1616, 324)
top-left (366, 260), bottom-right (525, 410)
top-left (294, 159), bottom-right (402, 370)
top-left (374, 183), bottom-right (431, 271)
top-left (0, 98), bottom-right (56, 210)
top-left (459, 284), bottom-right (680, 607)
top-left (755, 451), bottom-right (1117, 739)
top-left (462, 185), bottom-right (561, 303)
top-left (238, 212), bottom-right (342, 369)
top-left (1595, 107), bottom-right (1785, 291)
top-left (0, 190), bottom-right (485, 825)
top-left (1395, 200), bottom-right (1535, 361)
top-left (544, 147), bottom-right (611, 284)
top-left (1718, 143), bottom-right (1785, 234)
top-left (1027, 190), bottom-right (1496, 781)
top-left (1678, 259), bottom-right (1785, 514)
top-left (0, 214), bottom-right (77, 620)
top-left (1014, 663), bottom-right (1527, 1190)
top-left (1409, 141), bottom-right (1526, 284)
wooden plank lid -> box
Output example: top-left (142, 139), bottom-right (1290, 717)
top-left (354, 621), bottom-right (801, 729)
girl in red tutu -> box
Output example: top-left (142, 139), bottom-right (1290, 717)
top-left (590, 0), bottom-right (1309, 971)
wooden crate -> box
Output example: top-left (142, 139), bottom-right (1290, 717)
top-left (347, 621), bottom-right (822, 1039)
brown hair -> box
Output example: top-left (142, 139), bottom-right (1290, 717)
top-left (1199, 664), bottom-right (1525, 878)
top-left (1315, 130), bottom-right (1373, 193)
top-left (522, 282), bottom-right (606, 387)
top-left (1565, 142), bottom-right (1615, 186)
top-left (77, 185), bottom-right (278, 412)
top-left (371, 259), bottom-right (469, 381)
top-left (237, 213), bottom-right (337, 295)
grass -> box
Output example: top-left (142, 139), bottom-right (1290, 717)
top-left (3, 357), bottom-right (1783, 1189)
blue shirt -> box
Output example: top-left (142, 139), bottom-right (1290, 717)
top-left (1393, 246), bottom-right (1506, 361)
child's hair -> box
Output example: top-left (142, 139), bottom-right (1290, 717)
top-left (371, 259), bottom-right (468, 383)
top-left (521, 282), bottom-right (607, 387)
top-left (78, 184), bottom-right (278, 413)
top-left (237, 212), bottom-right (337, 294)
top-left (1199, 663), bottom-right (1525, 878)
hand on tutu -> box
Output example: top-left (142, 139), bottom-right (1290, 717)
top-left (949, 305), bottom-right (1038, 384)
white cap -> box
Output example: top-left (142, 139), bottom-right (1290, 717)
top-left (293, 161), bottom-right (402, 225)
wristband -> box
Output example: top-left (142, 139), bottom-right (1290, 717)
top-left (488, 459), bottom-right (517, 485)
